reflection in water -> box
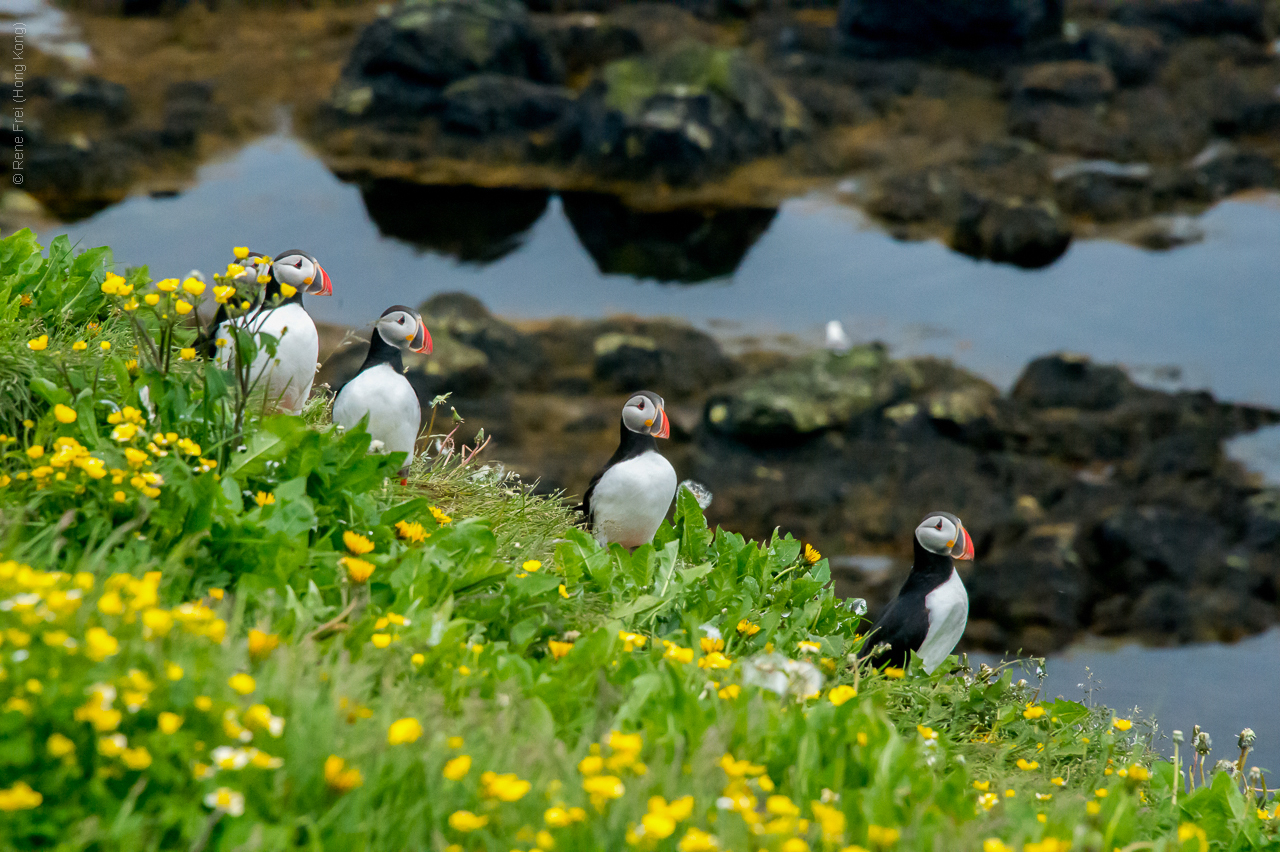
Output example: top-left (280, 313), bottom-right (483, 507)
top-left (561, 192), bottom-right (777, 283)
top-left (354, 178), bottom-right (550, 263)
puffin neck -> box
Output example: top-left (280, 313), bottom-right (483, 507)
top-left (357, 326), bottom-right (404, 374)
top-left (605, 419), bottom-right (657, 466)
top-left (904, 537), bottom-right (956, 588)
top-left (263, 277), bottom-right (305, 307)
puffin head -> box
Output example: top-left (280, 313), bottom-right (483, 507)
top-left (375, 305), bottom-right (432, 354)
top-left (915, 511), bottom-right (974, 561)
top-left (271, 250), bottom-right (332, 297)
top-left (621, 390), bottom-right (669, 439)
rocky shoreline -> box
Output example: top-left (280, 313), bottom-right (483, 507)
top-left (318, 294), bottom-right (1280, 655)
top-left (4, 0), bottom-right (1279, 265)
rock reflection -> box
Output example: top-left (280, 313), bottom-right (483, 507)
top-left (561, 192), bottom-right (777, 283)
top-left (353, 178), bottom-right (550, 262)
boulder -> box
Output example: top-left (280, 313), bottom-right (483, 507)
top-left (1179, 142), bottom-right (1279, 202)
top-left (951, 194), bottom-right (1072, 269)
top-left (836, 0), bottom-right (1065, 56)
top-left (1110, 0), bottom-right (1269, 41)
top-left (576, 40), bottom-right (809, 185)
top-left (333, 0), bottom-right (563, 120)
top-left (867, 171), bottom-right (948, 224)
top-left (1012, 353), bottom-right (1133, 411)
top-left (1079, 23), bottom-right (1166, 86)
top-left (704, 344), bottom-right (915, 441)
top-left (1011, 61), bottom-right (1116, 105)
top-left (31, 75), bottom-right (132, 121)
top-left (418, 292), bottom-right (548, 391)
top-left (537, 14), bottom-right (644, 75)
top-left (560, 191), bottom-right (777, 282)
top-left (1052, 159), bottom-right (1154, 221)
top-left (441, 75), bottom-right (575, 135)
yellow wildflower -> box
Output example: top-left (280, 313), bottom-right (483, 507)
top-left (342, 557), bottom-right (375, 583)
top-left (1023, 704), bottom-right (1046, 719)
top-left (343, 531), bottom-right (374, 555)
top-left (802, 543), bottom-right (821, 563)
top-left (549, 640), bottom-right (573, 660)
top-left (395, 520), bottom-right (427, 542)
top-left (227, 673), bottom-right (256, 695)
top-left (429, 506), bottom-right (451, 524)
top-left (1017, 758), bottom-right (1039, 771)
top-left (829, 684), bottom-right (857, 706)
top-left (248, 629), bottom-right (279, 659)
top-left (387, 717), bottom-right (423, 745)
top-left (47, 733), bottom-right (76, 758)
top-left (481, 770), bottom-right (530, 801)
top-left (324, 755), bottom-right (363, 793)
top-left (867, 825), bottom-right (900, 846)
top-left (254, 491), bottom-right (274, 507)
top-left (698, 651), bottom-right (731, 670)
top-left (27, 335), bottom-right (48, 351)
top-left (443, 755), bottom-right (471, 780)
top-left (447, 810), bottom-right (488, 832)
top-left (663, 641), bottom-right (694, 664)
top-left (1112, 718), bottom-right (1132, 732)
top-left (158, 712), bottom-right (183, 734)
top-left (54, 404), bottom-right (77, 424)
top-left (718, 684), bottom-right (741, 699)
top-left (736, 620), bottom-right (760, 636)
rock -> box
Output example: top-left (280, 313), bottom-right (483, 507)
top-left (159, 80), bottom-right (223, 150)
top-left (951, 195), bottom-right (1073, 269)
top-left (32, 75), bottom-right (132, 121)
top-left (334, 0), bottom-right (563, 120)
top-left (1006, 99), bottom-right (1119, 156)
top-left (561, 191), bottom-right (777, 282)
top-left (1012, 353), bottom-right (1133, 411)
top-left (418, 292), bottom-right (549, 391)
top-left (704, 344), bottom-right (915, 441)
top-left (785, 77), bottom-right (873, 128)
top-left (1180, 141), bottom-right (1279, 201)
top-left (836, 0), bottom-right (1065, 56)
top-left (353, 179), bottom-right (550, 261)
top-left (25, 140), bottom-right (137, 222)
top-left (537, 14), bottom-right (644, 75)
top-left (1110, 0), bottom-right (1269, 41)
top-left (1052, 159), bottom-right (1154, 221)
top-left (867, 171), bottom-right (948, 224)
top-left (1079, 23), bottom-right (1166, 86)
top-left (442, 75), bottom-right (575, 135)
top-left (576, 40), bottom-right (809, 185)
top-left (1130, 214), bottom-right (1205, 249)
top-left (1011, 61), bottom-right (1117, 104)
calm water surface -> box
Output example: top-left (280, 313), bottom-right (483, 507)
top-left (48, 134), bottom-right (1280, 773)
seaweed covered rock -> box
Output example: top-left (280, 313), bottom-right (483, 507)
top-left (576, 41), bottom-right (809, 184)
top-left (332, 0), bottom-right (563, 120)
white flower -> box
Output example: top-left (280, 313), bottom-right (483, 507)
top-left (700, 623), bottom-right (723, 641)
top-left (369, 439), bottom-right (385, 453)
top-left (741, 653), bottom-right (825, 700)
top-left (88, 683), bottom-right (117, 709)
top-left (211, 746), bottom-right (251, 770)
top-left (204, 787), bottom-right (245, 816)
top-left (267, 715), bottom-right (285, 738)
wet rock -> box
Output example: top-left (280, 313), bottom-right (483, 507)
top-left (951, 195), bottom-right (1072, 269)
top-left (1180, 141), bottom-right (1279, 201)
top-left (31, 75), bottom-right (132, 121)
top-left (1110, 0), bottom-right (1270, 41)
top-left (335, 0), bottom-right (563, 120)
top-left (785, 77), bottom-right (873, 128)
top-left (561, 191), bottom-right (777, 281)
top-left (704, 344), bottom-right (915, 441)
top-left (836, 0), bottom-right (1064, 56)
top-left (1130, 214), bottom-right (1205, 249)
top-left (1011, 61), bottom-right (1117, 105)
top-left (1079, 23), bottom-right (1166, 86)
top-left (1006, 100), bottom-right (1118, 156)
top-left (537, 14), bottom-right (644, 75)
top-left (353, 178), bottom-right (550, 261)
top-left (1012, 354), bottom-right (1133, 411)
top-left (867, 171), bottom-right (948, 224)
top-left (442, 75), bottom-right (575, 135)
top-left (576, 40), bottom-right (809, 185)
top-left (24, 140), bottom-right (137, 222)
top-left (1053, 159), bottom-right (1154, 221)
top-left (419, 292), bottom-right (549, 390)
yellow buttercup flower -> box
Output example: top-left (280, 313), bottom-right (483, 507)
top-left (443, 755), bottom-right (471, 780)
top-left (447, 810), bottom-right (488, 832)
top-left (1112, 717), bottom-right (1132, 732)
top-left (867, 825), bottom-right (900, 846)
top-left (28, 334), bottom-right (48, 351)
top-left (248, 629), bottom-right (279, 660)
top-left (1017, 758), bottom-right (1039, 771)
top-left (100, 341), bottom-right (111, 351)
top-left (884, 667), bottom-right (905, 679)
top-left (828, 684), bottom-right (857, 706)
top-left (718, 684), bottom-right (741, 699)
top-left (53, 404), bottom-right (77, 423)
top-left (47, 733), bottom-right (76, 758)
top-left (254, 491), bottom-right (274, 507)
top-left (72, 340), bottom-right (88, 351)
top-left (1023, 703), bottom-right (1046, 719)
top-left (174, 300), bottom-right (193, 315)
top-left (228, 673), bottom-right (256, 695)
top-left (324, 755), bottom-right (363, 793)
top-left (183, 277), bottom-right (205, 296)
top-left (180, 348), bottom-right (196, 360)
top-left (158, 712), bottom-right (183, 734)
top-left (736, 619), bottom-right (761, 636)
top-left (387, 717), bottom-right (423, 745)
top-left (549, 640), bottom-right (573, 660)
top-left (342, 557), bottom-right (375, 584)
top-left (156, 278), bottom-right (178, 292)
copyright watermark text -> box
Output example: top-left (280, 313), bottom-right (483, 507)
top-left (10, 22), bottom-right (26, 184)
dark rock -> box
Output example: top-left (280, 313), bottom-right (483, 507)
top-left (785, 77), bottom-right (873, 128)
top-left (1180, 142), bottom-right (1279, 201)
top-left (1079, 23), bottom-right (1166, 86)
top-left (1053, 159), bottom-right (1153, 221)
top-left (576, 40), bottom-right (809, 185)
top-left (334, 0), bottom-right (563, 120)
top-left (35, 75), bottom-right (132, 121)
top-left (442, 74), bottom-right (575, 135)
top-left (537, 14), bottom-right (644, 75)
top-left (160, 81), bottom-right (222, 150)
top-left (1130, 214), bottom-right (1205, 249)
top-left (1011, 61), bottom-right (1117, 104)
top-left (868, 171), bottom-right (948, 224)
top-left (1093, 505), bottom-right (1223, 590)
top-left (561, 191), bottom-right (777, 282)
top-left (836, 0), bottom-right (1065, 56)
top-left (968, 523), bottom-right (1088, 648)
top-left (418, 292), bottom-right (549, 390)
top-left (1110, 0), bottom-right (1269, 41)
top-left (952, 195), bottom-right (1072, 269)
top-left (24, 141), bottom-right (137, 222)
top-left (1126, 582), bottom-right (1193, 642)
top-left (1012, 354), bottom-right (1133, 411)
top-left (353, 179), bottom-right (550, 261)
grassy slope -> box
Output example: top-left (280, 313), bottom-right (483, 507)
top-left (0, 230), bottom-right (1275, 851)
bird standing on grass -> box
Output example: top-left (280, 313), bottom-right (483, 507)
top-left (865, 511), bottom-right (974, 673)
top-left (331, 306), bottom-right (432, 483)
top-left (581, 391), bottom-right (677, 548)
top-left (207, 249), bottom-right (333, 415)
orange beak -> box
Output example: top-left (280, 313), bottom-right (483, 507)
top-left (954, 526), bottom-right (975, 561)
top-left (410, 321), bottom-right (432, 355)
top-left (308, 262), bottom-right (333, 296)
top-left (653, 408), bottom-right (670, 439)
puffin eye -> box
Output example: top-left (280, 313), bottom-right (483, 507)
top-left (637, 399), bottom-right (645, 410)
top-left (397, 317), bottom-right (404, 324)
top-left (935, 520), bottom-right (944, 530)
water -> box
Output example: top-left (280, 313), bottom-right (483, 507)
top-left (44, 132), bottom-right (1280, 767)
top-left (51, 133), bottom-right (1280, 406)
top-left (976, 628), bottom-right (1280, 777)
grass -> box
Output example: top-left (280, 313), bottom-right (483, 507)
top-left (0, 228), bottom-right (1276, 851)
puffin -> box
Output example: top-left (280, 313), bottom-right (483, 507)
top-left (209, 249), bottom-right (333, 415)
top-left (865, 511), bottom-right (974, 674)
top-left (331, 305), bottom-right (432, 481)
top-left (580, 391), bottom-right (677, 548)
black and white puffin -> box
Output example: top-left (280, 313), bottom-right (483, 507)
top-left (209, 249), bottom-right (333, 415)
top-left (331, 306), bottom-right (432, 480)
top-left (865, 511), bottom-right (974, 673)
top-left (581, 391), bottom-right (677, 548)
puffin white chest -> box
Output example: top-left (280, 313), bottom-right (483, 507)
top-left (918, 569), bottom-right (969, 673)
top-left (332, 363), bottom-right (421, 463)
top-left (590, 451), bottom-right (677, 548)
top-left (216, 303), bottom-right (319, 415)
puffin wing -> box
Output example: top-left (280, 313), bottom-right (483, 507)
top-left (866, 596), bottom-right (930, 669)
top-left (578, 469), bottom-right (605, 532)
